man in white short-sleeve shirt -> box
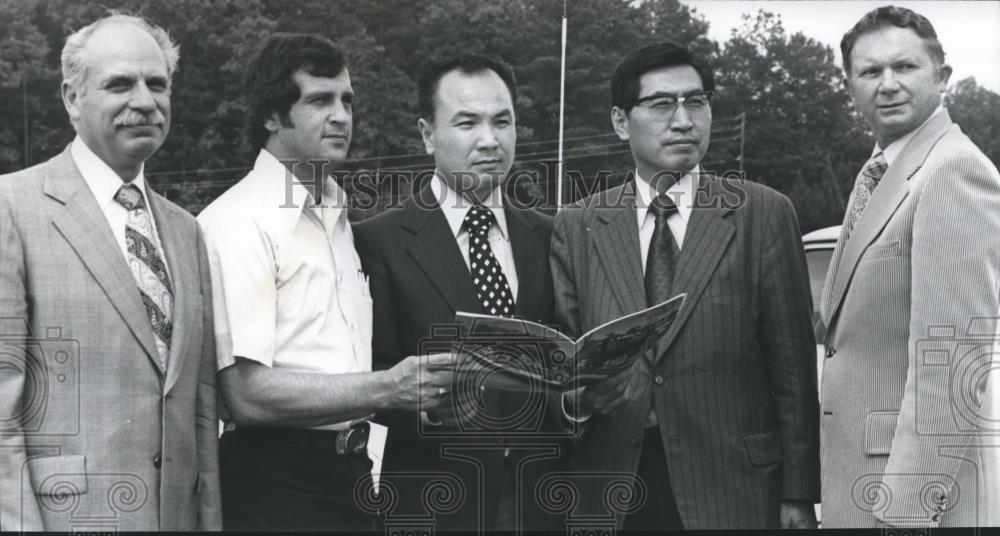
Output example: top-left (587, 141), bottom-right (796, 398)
top-left (197, 33), bottom-right (453, 532)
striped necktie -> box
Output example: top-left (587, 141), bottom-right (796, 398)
top-left (114, 183), bottom-right (173, 371)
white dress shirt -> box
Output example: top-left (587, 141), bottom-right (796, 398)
top-left (431, 174), bottom-right (519, 299)
top-left (72, 137), bottom-right (168, 275)
top-left (198, 149), bottom-right (372, 429)
top-left (635, 166), bottom-right (698, 268)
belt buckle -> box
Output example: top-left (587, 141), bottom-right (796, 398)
top-left (335, 421), bottom-right (370, 455)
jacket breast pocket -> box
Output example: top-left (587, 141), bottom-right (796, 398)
top-left (864, 411), bottom-right (898, 455)
top-left (859, 241), bottom-right (902, 263)
top-left (28, 454), bottom-right (88, 496)
top-left (743, 431), bottom-right (782, 466)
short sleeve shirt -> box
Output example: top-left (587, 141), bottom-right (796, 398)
top-left (198, 149), bottom-right (372, 379)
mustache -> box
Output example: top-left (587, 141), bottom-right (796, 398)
top-left (115, 110), bottom-right (166, 127)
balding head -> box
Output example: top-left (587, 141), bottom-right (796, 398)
top-left (62, 13), bottom-right (179, 91)
top-left (61, 14), bottom-right (176, 180)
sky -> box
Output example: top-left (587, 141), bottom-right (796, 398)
top-left (679, 1), bottom-right (1000, 92)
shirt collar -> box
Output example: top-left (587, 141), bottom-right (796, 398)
top-left (431, 173), bottom-right (509, 240)
top-left (875, 104), bottom-right (945, 166)
top-left (248, 149), bottom-right (350, 240)
top-left (635, 165), bottom-right (698, 225)
top-left (71, 136), bottom-right (150, 208)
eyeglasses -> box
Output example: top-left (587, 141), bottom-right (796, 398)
top-left (632, 90), bottom-right (714, 117)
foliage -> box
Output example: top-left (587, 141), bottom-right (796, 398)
top-left (0, 0), bottom-right (996, 228)
top-left (946, 77), bottom-right (1000, 164)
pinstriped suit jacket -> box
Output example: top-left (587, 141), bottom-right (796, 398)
top-left (0, 147), bottom-right (221, 531)
top-left (820, 110), bottom-right (1000, 528)
top-left (550, 174), bottom-right (819, 529)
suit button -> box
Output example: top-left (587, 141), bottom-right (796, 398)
top-left (825, 347), bottom-right (836, 358)
top-left (152, 453), bottom-right (162, 469)
top-left (630, 436), bottom-right (640, 447)
top-left (654, 375), bottom-right (664, 385)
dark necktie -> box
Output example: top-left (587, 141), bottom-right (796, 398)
top-left (645, 193), bottom-right (679, 307)
top-left (463, 205), bottom-right (515, 317)
top-left (115, 183), bottom-right (174, 371)
top-left (846, 152), bottom-right (888, 234)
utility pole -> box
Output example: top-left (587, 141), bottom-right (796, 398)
top-left (555, 0), bottom-right (568, 210)
top-left (738, 112), bottom-right (746, 175)
top-left (22, 75), bottom-right (29, 168)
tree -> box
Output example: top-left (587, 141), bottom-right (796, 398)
top-left (713, 10), bottom-right (869, 232)
top-left (0, 0), bottom-right (56, 172)
top-left (946, 77), bottom-right (1000, 166)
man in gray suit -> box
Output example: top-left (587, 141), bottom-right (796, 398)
top-left (0, 14), bottom-right (221, 531)
top-left (820, 6), bottom-right (1000, 528)
top-left (550, 41), bottom-right (819, 529)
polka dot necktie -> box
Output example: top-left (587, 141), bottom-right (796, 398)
top-left (114, 183), bottom-right (174, 371)
top-left (846, 152), bottom-right (888, 235)
top-left (463, 205), bottom-right (515, 317)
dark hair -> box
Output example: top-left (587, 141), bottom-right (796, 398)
top-left (244, 33), bottom-right (347, 152)
top-left (417, 53), bottom-right (518, 120)
top-left (840, 6), bottom-right (945, 74)
top-left (611, 41), bottom-right (715, 112)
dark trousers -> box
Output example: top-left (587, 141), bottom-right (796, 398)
top-left (220, 426), bottom-right (377, 532)
top-left (623, 428), bottom-right (684, 530)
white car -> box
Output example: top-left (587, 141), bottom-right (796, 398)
top-left (802, 225), bottom-right (840, 395)
top-left (801, 225), bottom-right (840, 525)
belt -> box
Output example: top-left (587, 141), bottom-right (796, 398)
top-left (229, 423), bottom-right (370, 455)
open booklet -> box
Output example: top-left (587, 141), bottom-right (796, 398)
top-left (453, 293), bottom-right (685, 391)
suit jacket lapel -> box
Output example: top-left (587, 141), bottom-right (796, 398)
top-left (147, 191), bottom-right (192, 393)
top-left (45, 148), bottom-right (164, 376)
top-left (505, 204), bottom-right (545, 319)
top-left (590, 181), bottom-right (647, 315)
top-left (405, 184), bottom-right (482, 315)
top-left (824, 110), bottom-right (954, 324)
top-left (653, 175), bottom-right (735, 363)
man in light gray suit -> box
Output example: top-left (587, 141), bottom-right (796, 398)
top-left (0, 14), bottom-right (221, 531)
top-left (550, 41), bottom-right (819, 530)
top-left (820, 6), bottom-right (1000, 528)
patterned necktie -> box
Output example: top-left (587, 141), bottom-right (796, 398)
top-left (114, 183), bottom-right (174, 371)
top-left (645, 193), bottom-right (679, 307)
top-left (846, 152), bottom-right (889, 234)
top-left (463, 205), bottom-right (515, 317)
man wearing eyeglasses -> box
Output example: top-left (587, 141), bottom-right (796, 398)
top-left (550, 41), bottom-right (820, 529)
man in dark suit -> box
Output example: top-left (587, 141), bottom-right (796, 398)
top-left (353, 53), bottom-right (562, 532)
top-left (0, 14), bottom-right (220, 531)
top-left (549, 41), bottom-right (820, 529)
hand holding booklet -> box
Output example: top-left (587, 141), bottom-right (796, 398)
top-left (452, 293), bottom-right (685, 391)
